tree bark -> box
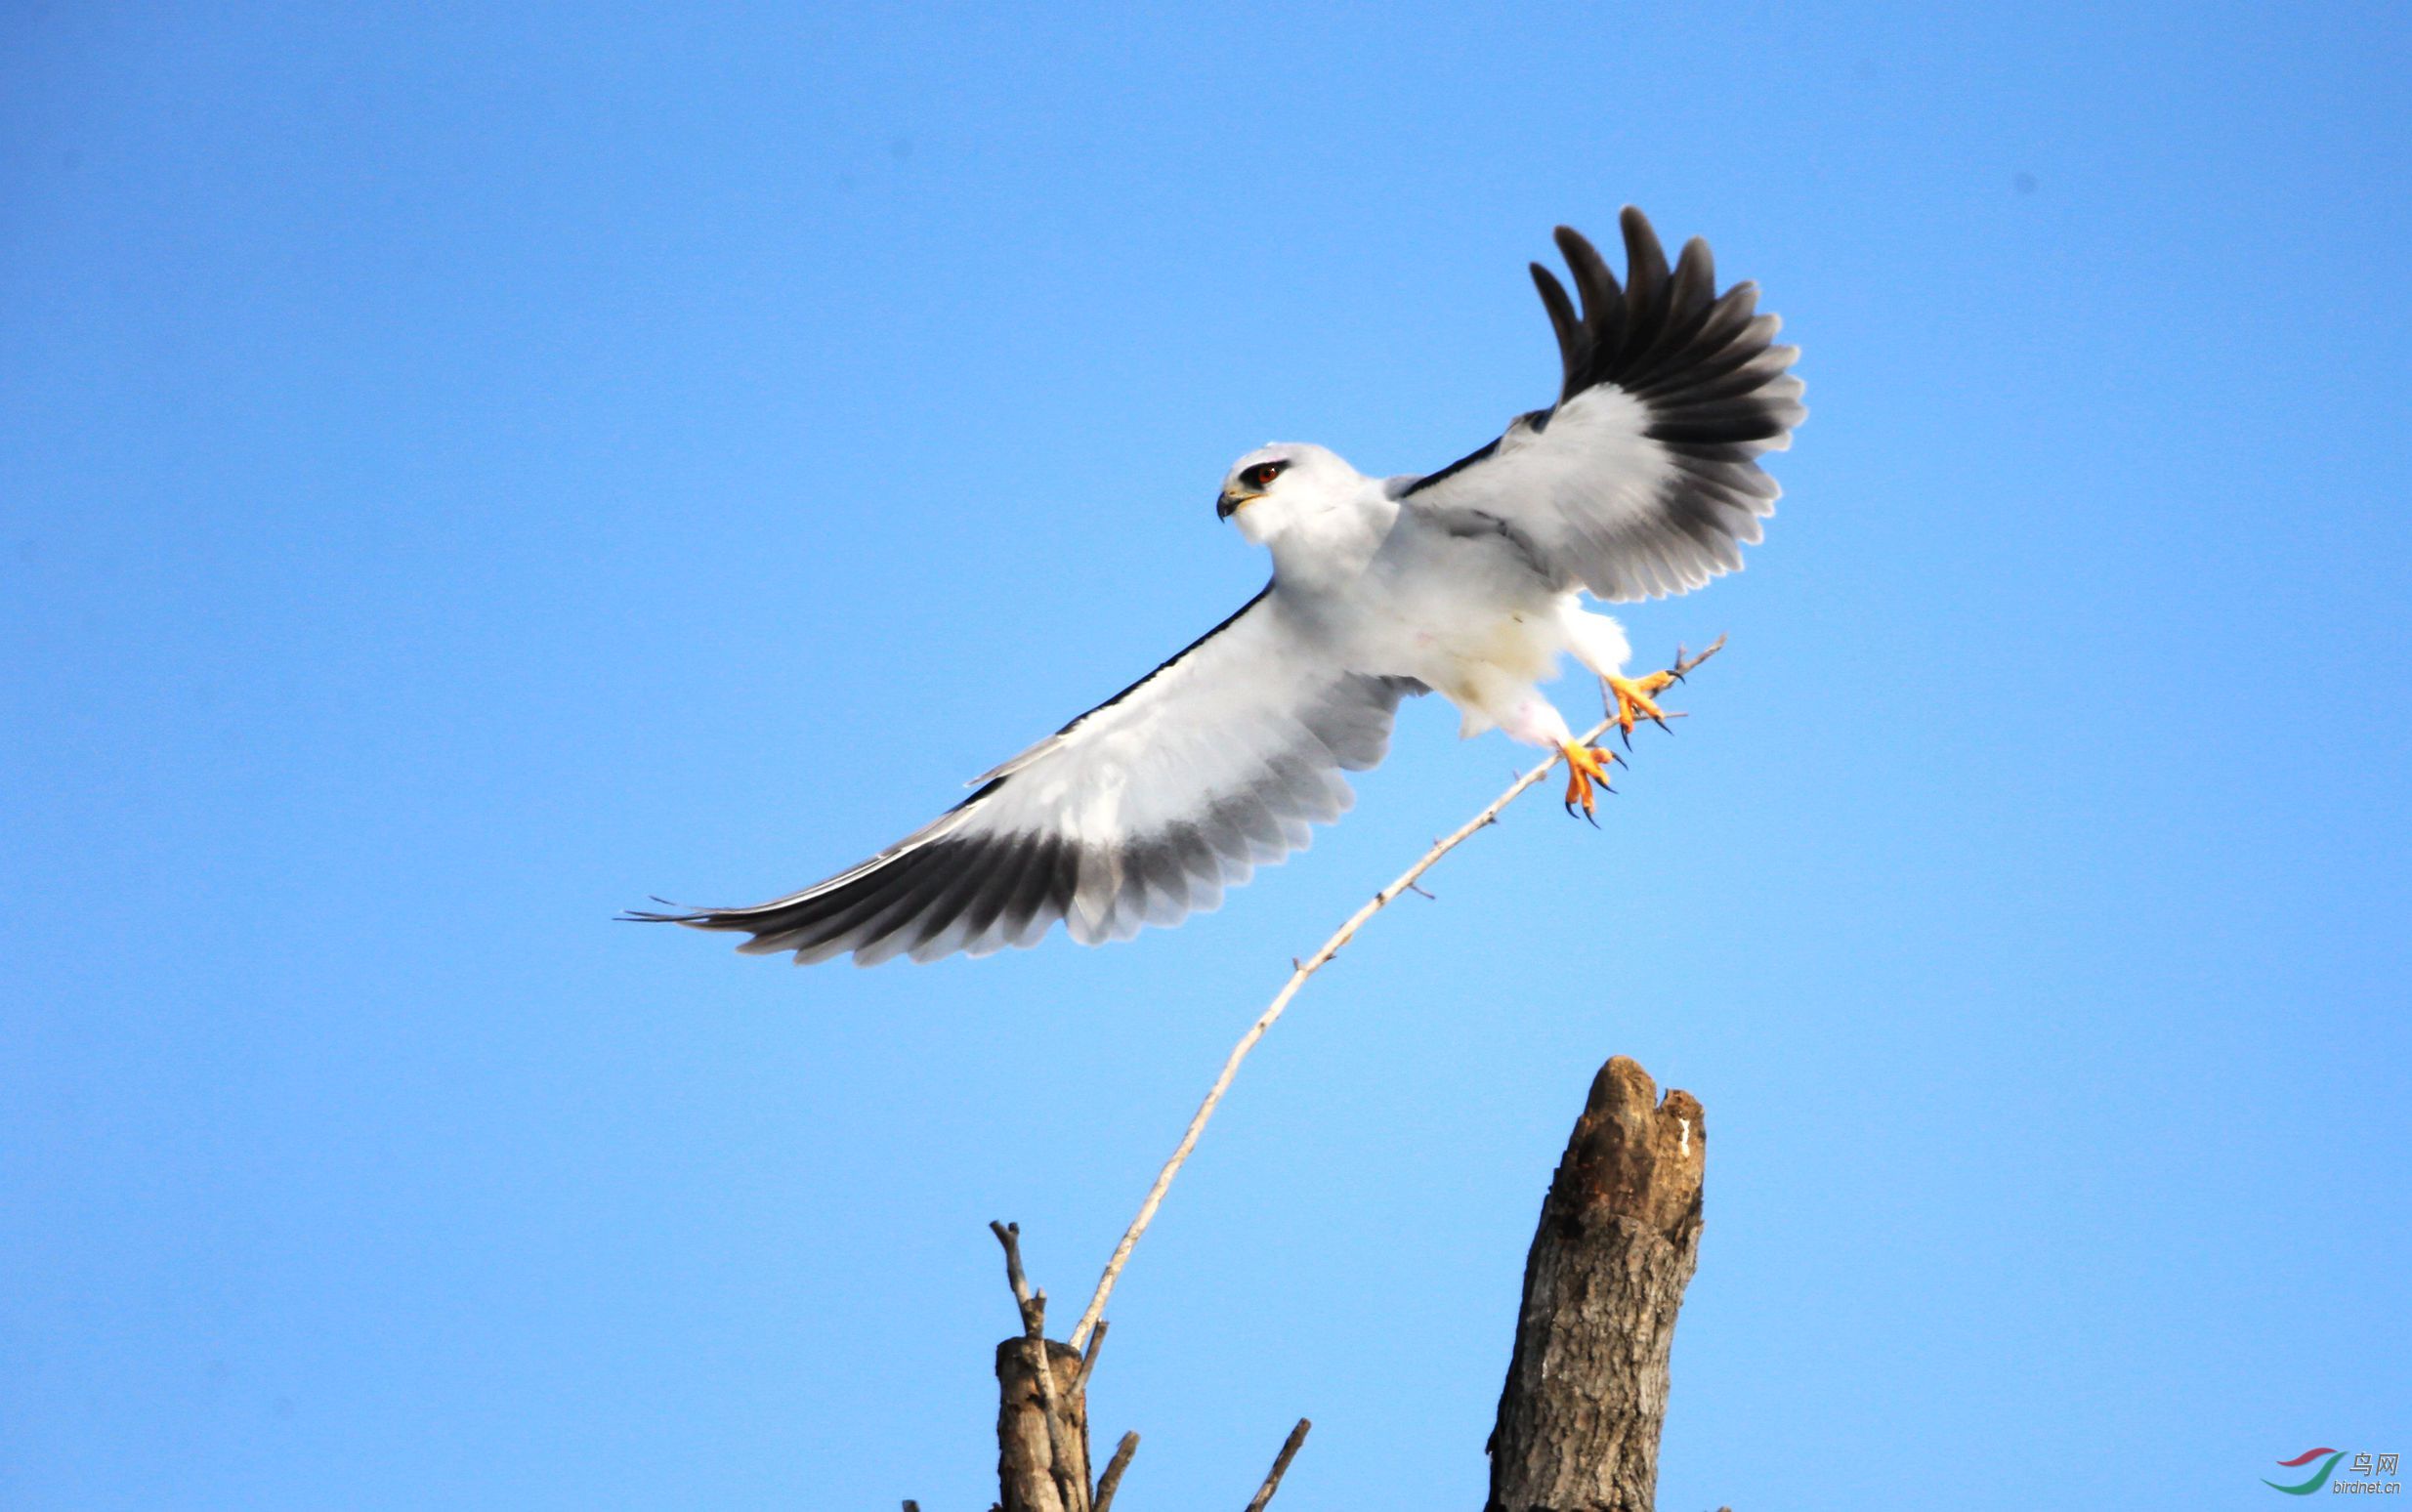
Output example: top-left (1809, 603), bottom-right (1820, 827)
top-left (1488, 1056), bottom-right (1706, 1512)
top-left (995, 1335), bottom-right (1090, 1512)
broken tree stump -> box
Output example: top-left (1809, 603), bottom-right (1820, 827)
top-left (988, 1222), bottom-right (1096, 1512)
top-left (995, 1334), bottom-right (1091, 1512)
top-left (1487, 1056), bottom-right (1707, 1512)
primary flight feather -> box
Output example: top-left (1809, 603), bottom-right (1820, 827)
top-left (632, 208), bottom-right (1804, 965)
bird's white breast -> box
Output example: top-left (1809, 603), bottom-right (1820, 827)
top-left (1304, 503), bottom-right (1579, 730)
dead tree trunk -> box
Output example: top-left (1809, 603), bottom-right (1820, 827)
top-left (994, 1335), bottom-right (1090, 1512)
top-left (986, 1218), bottom-right (1291, 1512)
top-left (1488, 1056), bottom-right (1706, 1512)
top-left (988, 1223), bottom-right (1100, 1512)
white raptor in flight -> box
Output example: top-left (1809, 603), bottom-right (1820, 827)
top-left (636, 208), bottom-right (1804, 965)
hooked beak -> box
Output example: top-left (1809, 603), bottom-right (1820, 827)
top-left (1216, 487), bottom-right (1261, 521)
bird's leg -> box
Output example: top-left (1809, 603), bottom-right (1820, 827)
top-left (1559, 740), bottom-right (1619, 823)
top-left (1489, 691), bottom-right (1617, 824)
top-left (1601, 671), bottom-right (1678, 746)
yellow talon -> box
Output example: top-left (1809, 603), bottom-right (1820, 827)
top-left (1604, 670), bottom-right (1678, 739)
top-left (1559, 740), bottom-right (1618, 822)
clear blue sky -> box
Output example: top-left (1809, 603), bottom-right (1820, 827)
top-left (5, 3), bottom-right (2406, 1507)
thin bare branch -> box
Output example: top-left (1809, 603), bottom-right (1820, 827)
top-left (1243, 1418), bottom-right (1312, 1511)
top-left (1065, 640), bottom-right (1726, 1350)
top-left (990, 1220), bottom-right (1045, 1338)
top-left (1040, 1350), bottom-right (1088, 1512)
top-left (1092, 1432), bottom-right (1140, 1512)
top-left (1076, 1318), bottom-right (1109, 1395)
top-left (1017, 1304), bottom-right (1087, 1512)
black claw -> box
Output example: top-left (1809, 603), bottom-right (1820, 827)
top-left (1583, 807), bottom-right (1600, 828)
top-left (1619, 726), bottom-right (1634, 751)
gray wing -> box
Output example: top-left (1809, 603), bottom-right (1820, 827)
top-left (1398, 207), bottom-right (1806, 601)
top-left (628, 588), bottom-right (1421, 966)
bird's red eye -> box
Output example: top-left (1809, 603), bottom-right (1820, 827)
top-left (1248, 462), bottom-right (1284, 488)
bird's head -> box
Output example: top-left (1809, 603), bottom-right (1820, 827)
top-left (1215, 443), bottom-right (1355, 544)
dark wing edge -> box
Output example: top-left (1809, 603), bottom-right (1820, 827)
top-left (1402, 206), bottom-right (1806, 600)
top-left (623, 589), bottom-right (1421, 967)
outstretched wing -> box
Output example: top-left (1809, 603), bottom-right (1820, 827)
top-left (629, 588), bottom-right (1419, 966)
top-left (1399, 207), bottom-right (1806, 602)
